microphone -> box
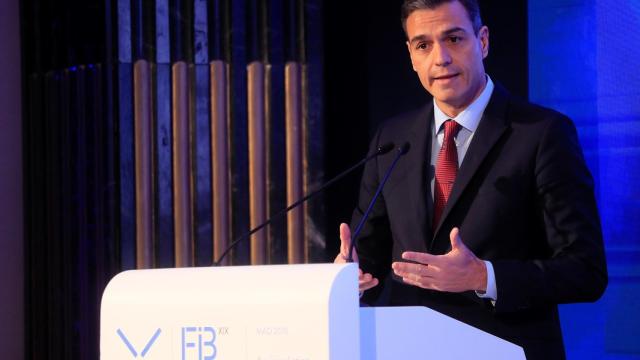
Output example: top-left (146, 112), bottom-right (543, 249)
top-left (347, 142), bottom-right (410, 262)
top-left (213, 142), bottom-right (395, 266)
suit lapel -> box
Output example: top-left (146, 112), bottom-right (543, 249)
top-left (401, 103), bottom-right (434, 248)
top-left (431, 85), bottom-right (511, 243)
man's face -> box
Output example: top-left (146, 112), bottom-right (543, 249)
top-left (405, 1), bottom-right (489, 115)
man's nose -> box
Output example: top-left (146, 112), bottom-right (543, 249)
top-left (433, 43), bottom-right (452, 66)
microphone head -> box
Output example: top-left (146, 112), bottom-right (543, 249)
top-left (376, 142), bottom-right (395, 155)
top-left (398, 142), bottom-right (411, 155)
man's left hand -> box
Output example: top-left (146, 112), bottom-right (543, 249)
top-left (392, 227), bottom-right (487, 293)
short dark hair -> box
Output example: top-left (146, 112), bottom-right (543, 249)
top-left (401, 0), bottom-right (483, 36)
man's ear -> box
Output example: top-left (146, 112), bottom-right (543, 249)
top-left (479, 26), bottom-right (490, 59)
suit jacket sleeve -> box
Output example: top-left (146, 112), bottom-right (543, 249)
top-left (492, 115), bottom-right (608, 313)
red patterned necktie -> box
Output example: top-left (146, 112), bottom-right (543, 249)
top-left (433, 120), bottom-right (461, 228)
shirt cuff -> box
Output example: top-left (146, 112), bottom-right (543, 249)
top-left (475, 260), bottom-right (497, 303)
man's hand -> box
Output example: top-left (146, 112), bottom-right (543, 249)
top-left (334, 223), bottom-right (379, 292)
top-left (392, 227), bottom-right (487, 293)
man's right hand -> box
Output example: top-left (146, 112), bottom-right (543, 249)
top-left (333, 223), bottom-right (379, 292)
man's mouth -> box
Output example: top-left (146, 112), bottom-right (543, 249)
top-left (433, 73), bottom-right (459, 81)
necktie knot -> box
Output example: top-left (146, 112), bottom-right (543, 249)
top-left (443, 119), bottom-right (461, 142)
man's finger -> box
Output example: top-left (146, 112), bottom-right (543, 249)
top-left (392, 263), bottom-right (437, 279)
top-left (401, 275), bottom-right (430, 289)
top-left (401, 251), bottom-right (442, 266)
top-left (359, 271), bottom-right (378, 291)
top-left (339, 223), bottom-right (350, 252)
top-left (359, 277), bottom-right (379, 291)
top-left (339, 223), bottom-right (358, 261)
top-left (400, 274), bottom-right (441, 291)
top-left (449, 227), bottom-right (463, 250)
top-left (401, 276), bottom-right (421, 287)
top-left (360, 272), bottom-right (372, 282)
top-left (392, 261), bottom-right (423, 275)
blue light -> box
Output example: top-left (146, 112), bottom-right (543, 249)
top-left (530, 1), bottom-right (640, 358)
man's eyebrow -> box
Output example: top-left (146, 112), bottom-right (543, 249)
top-left (409, 34), bottom-right (430, 44)
top-left (442, 27), bottom-right (467, 36)
top-left (409, 27), bottom-right (469, 44)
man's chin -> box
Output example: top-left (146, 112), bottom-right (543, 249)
top-left (431, 92), bottom-right (462, 105)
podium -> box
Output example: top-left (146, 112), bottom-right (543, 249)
top-left (100, 263), bottom-right (525, 359)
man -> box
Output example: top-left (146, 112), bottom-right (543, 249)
top-left (334, 0), bottom-right (608, 359)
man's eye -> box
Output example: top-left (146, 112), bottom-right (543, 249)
top-left (416, 43), bottom-right (429, 50)
top-left (449, 36), bottom-right (462, 43)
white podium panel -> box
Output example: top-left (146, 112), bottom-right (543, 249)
top-left (360, 306), bottom-right (526, 359)
top-left (100, 263), bottom-right (360, 360)
top-left (101, 263), bottom-right (525, 359)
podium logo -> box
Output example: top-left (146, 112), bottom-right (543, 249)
top-left (116, 328), bottom-right (162, 358)
top-left (181, 327), bottom-right (217, 360)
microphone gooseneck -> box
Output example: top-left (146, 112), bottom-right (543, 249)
top-left (213, 142), bottom-right (395, 266)
top-left (347, 142), bottom-right (410, 263)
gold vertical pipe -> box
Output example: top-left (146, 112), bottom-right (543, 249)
top-left (285, 62), bottom-right (304, 264)
top-left (264, 63), bottom-right (273, 260)
top-left (133, 59), bottom-right (154, 269)
top-left (248, 62), bottom-right (268, 265)
top-left (210, 60), bottom-right (231, 265)
top-left (172, 61), bottom-right (193, 267)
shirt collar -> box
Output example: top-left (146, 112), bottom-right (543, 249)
top-left (433, 75), bottom-right (495, 134)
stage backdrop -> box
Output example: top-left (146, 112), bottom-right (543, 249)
top-left (22, 0), bottom-right (323, 359)
top-left (530, 0), bottom-right (640, 358)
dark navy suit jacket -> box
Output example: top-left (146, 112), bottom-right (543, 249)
top-left (352, 84), bottom-right (608, 360)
